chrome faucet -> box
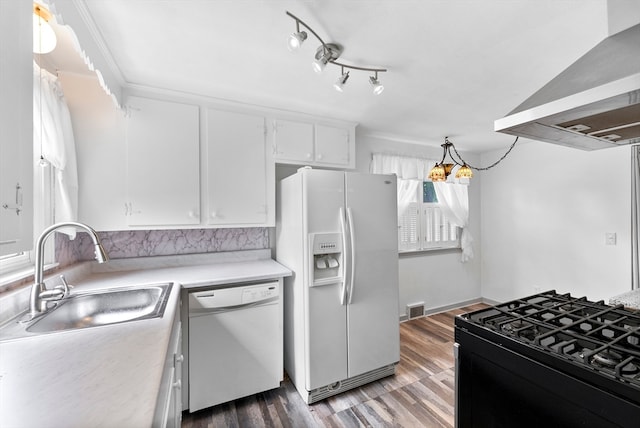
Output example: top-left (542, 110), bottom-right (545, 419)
top-left (30, 221), bottom-right (109, 317)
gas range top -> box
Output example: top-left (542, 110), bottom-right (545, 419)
top-left (457, 290), bottom-right (640, 391)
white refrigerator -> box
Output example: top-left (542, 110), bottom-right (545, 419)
top-left (276, 167), bottom-right (400, 404)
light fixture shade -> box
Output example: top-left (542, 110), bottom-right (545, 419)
top-left (369, 76), bottom-right (384, 95)
top-left (33, 5), bottom-right (57, 54)
top-left (287, 31), bottom-right (307, 51)
top-left (312, 52), bottom-right (331, 73)
top-left (455, 164), bottom-right (473, 179)
top-left (333, 71), bottom-right (350, 92)
top-left (428, 164), bottom-right (447, 182)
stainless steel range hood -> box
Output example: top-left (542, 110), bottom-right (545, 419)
top-left (495, 23), bottom-right (640, 150)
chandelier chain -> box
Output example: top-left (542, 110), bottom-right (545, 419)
top-left (450, 136), bottom-right (519, 171)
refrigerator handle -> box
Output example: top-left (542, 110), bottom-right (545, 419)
top-left (339, 207), bottom-right (349, 305)
top-left (346, 207), bottom-right (356, 305)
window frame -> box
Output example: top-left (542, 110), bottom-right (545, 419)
top-left (398, 179), bottom-right (461, 254)
top-left (0, 163), bottom-right (55, 288)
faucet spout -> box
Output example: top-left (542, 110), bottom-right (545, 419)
top-left (30, 222), bottom-right (109, 317)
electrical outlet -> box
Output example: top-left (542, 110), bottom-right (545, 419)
top-left (605, 232), bottom-right (617, 245)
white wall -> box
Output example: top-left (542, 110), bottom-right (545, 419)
top-left (355, 134), bottom-right (482, 315)
top-left (480, 139), bottom-right (632, 303)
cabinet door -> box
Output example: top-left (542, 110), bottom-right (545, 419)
top-left (126, 96), bottom-right (200, 226)
top-left (206, 109), bottom-right (268, 225)
top-left (315, 124), bottom-right (351, 166)
top-left (273, 120), bottom-right (314, 162)
top-left (0, 0), bottom-right (32, 255)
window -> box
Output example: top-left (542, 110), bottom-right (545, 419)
top-left (398, 180), bottom-right (461, 252)
top-left (370, 152), bottom-right (471, 259)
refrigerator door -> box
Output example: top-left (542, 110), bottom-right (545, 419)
top-left (302, 169), bottom-right (349, 389)
top-left (345, 172), bottom-right (400, 378)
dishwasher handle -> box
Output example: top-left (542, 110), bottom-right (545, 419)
top-left (188, 282), bottom-right (279, 313)
top-left (189, 296), bottom-right (279, 316)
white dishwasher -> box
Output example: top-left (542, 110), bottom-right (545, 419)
top-left (187, 281), bottom-right (282, 412)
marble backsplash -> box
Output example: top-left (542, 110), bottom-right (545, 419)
top-left (55, 228), bottom-right (270, 267)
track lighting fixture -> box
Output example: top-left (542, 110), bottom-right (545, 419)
top-left (333, 68), bottom-right (350, 92)
top-left (286, 11), bottom-right (387, 93)
top-left (428, 136), bottom-right (519, 182)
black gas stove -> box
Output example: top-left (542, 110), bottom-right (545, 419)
top-left (454, 290), bottom-right (640, 428)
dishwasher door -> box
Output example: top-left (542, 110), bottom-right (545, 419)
top-left (188, 281), bottom-right (282, 412)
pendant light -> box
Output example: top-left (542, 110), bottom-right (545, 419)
top-left (428, 136), bottom-right (519, 182)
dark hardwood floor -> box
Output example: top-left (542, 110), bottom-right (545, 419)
top-left (181, 303), bottom-right (488, 428)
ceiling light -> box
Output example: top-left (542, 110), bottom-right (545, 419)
top-left (286, 11), bottom-right (387, 93)
top-left (287, 22), bottom-right (307, 51)
top-left (333, 69), bottom-right (350, 92)
top-left (33, 3), bottom-right (57, 54)
top-left (428, 136), bottom-right (519, 182)
top-left (369, 72), bottom-right (384, 95)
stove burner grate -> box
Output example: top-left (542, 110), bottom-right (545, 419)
top-left (592, 349), bottom-right (623, 368)
top-left (461, 290), bottom-right (640, 388)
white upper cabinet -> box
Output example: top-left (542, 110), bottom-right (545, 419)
top-left (272, 120), bottom-right (314, 162)
top-left (273, 119), bottom-right (355, 168)
top-left (126, 96), bottom-right (200, 226)
top-left (315, 124), bottom-right (352, 166)
top-left (0, 1), bottom-right (33, 256)
top-left (206, 109), bottom-right (271, 226)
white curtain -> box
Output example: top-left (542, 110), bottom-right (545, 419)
top-left (33, 62), bottom-right (78, 238)
top-left (371, 153), bottom-right (473, 261)
top-left (632, 145), bottom-right (640, 290)
top-left (370, 153), bottom-right (436, 217)
top-left (433, 182), bottom-right (473, 262)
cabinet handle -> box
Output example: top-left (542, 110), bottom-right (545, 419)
top-left (2, 183), bottom-right (23, 215)
top-left (125, 203), bottom-right (141, 216)
top-left (175, 354), bottom-right (184, 364)
top-left (188, 210), bottom-right (199, 219)
top-left (306, 153), bottom-right (312, 159)
top-left (210, 211), bottom-right (218, 219)
top-left (317, 153), bottom-right (323, 160)
top-left (172, 379), bottom-right (182, 390)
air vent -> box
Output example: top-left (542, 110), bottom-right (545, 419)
top-left (407, 302), bottom-right (425, 320)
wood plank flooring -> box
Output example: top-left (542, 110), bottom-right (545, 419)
top-left (181, 303), bottom-right (488, 428)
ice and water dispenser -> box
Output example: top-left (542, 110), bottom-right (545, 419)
top-left (309, 233), bottom-right (343, 286)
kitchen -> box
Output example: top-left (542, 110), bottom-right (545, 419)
top-left (1, 0), bottom-right (639, 427)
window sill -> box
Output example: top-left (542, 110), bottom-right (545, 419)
top-left (0, 262), bottom-right (59, 294)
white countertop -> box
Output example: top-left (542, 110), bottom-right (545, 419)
top-left (0, 250), bottom-right (290, 428)
top-left (609, 288), bottom-right (640, 310)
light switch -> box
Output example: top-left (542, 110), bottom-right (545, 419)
top-left (605, 232), bottom-right (617, 245)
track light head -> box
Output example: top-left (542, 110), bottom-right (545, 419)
top-left (333, 70), bottom-right (350, 92)
top-left (288, 30), bottom-right (307, 51)
top-left (312, 43), bottom-right (341, 74)
top-left (369, 75), bottom-right (384, 95)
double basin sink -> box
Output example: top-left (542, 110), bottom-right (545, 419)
top-left (1, 283), bottom-right (173, 339)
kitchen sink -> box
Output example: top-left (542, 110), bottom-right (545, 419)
top-left (25, 283), bottom-right (172, 333)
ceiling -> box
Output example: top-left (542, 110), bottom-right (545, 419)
top-left (43, 0), bottom-right (611, 152)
